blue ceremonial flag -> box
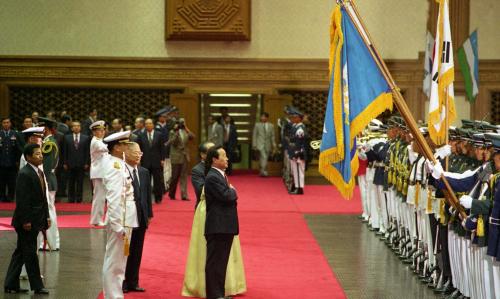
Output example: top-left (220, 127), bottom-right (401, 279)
top-left (319, 5), bottom-right (393, 198)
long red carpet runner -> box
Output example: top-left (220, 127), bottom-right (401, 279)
top-left (1, 174), bottom-right (361, 298)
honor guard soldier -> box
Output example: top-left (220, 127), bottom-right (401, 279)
top-left (155, 106), bottom-right (172, 192)
top-left (20, 127), bottom-right (45, 169)
top-left (485, 133), bottom-right (500, 298)
top-left (102, 131), bottom-right (138, 299)
top-left (38, 117), bottom-right (60, 251)
top-left (0, 117), bottom-right (23, 202)
top-left (428, 131), bottom-right (495, 299)
top-left (89, 120), bottom-right (109, 226)
top-left (287, 107), bottom-right (307, 195)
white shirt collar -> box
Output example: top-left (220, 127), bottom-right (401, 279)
top-left (211, 166), bottom-right (225, 178)
top-left (125, 162), bottom-right (138, 173)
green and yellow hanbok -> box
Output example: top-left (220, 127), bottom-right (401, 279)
top-left (182, 189), bottom-right (247, 298)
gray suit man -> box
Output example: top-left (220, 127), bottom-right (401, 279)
top-left (207, 115), bottom-right (224, 147)
top-left (252, 112), bottom-right (276, 177)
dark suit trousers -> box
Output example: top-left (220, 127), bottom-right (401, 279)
top-left (0, 166), bottom-right (17, 201)
top-left (146, 167), bottom-right (165, 202)
top-left (205, 234), bottom-right (234, 299)
top-left (123, 226), bottom-right (146, 289)
top-left (4, 228), bottom-right (44, 290)
top-left (68, 167), bottom-right (84, 202)
top-left (56, 166), bottom-right (68, 197)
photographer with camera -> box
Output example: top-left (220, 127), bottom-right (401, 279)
top-left (168, 118), bottom-right (194, 200)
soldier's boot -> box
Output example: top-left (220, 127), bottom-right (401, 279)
top-left (445, 289), bottom-right (461, 299)
top-left (428, 271), bottom-right (442, 289)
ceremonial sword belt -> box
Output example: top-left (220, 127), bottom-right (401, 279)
top-left (490, 217), bottom-right (500, 226)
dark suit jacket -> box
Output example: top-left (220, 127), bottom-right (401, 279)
top-left (191, 161), bottom-right (205, 206)
top-left (63, 133), bottom-right (90, 168)
top-left (137, 129), bottom-right (166, 169)
top-left (134, 166), bottom-right (153, 228)
top-left (204, 168), bottom-right (239, 236)
top-left (81, 117), bottom-right (94, 137)
top-left (11, 165), bottom-right (49, 231)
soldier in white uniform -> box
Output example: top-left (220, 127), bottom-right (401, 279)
top-left (19, 127), bottom-right (44, 168)
top-left (38, 117), bottom-right (60, 251)
top-left (287, 107), bottom-right (307, 195)
top-left (89, 121), bottom-right (109, 226)
top-left (102, 131), bottom-right (138, 299)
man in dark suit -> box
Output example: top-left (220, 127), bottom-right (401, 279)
top-left (81, 108), bottom-right (98, 137)
top-left (204, 146), bottom-right (239, 299)
top-left (4, 144), bottom-right (50, 295)
top-left (63, 121), bottom-right (90, 203)
top-left (222, 115), bottom-right (238, 175)
top-left (191, 141), bottom-right (215, 208)
top-left (122, 142), bottom-right (153, 293)
top-left (137, 118), bottom-right (166, 203)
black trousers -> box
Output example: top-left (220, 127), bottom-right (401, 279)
top-left (4, 228), bottom-right (44, 291)
top-left (439, 224), bottom-right (452, 279)
top-left (68, 167), bottom-right (84, 202)
top-left (123, 226), bottom-right (147, 289)
top-left (205, 234), bottom-right (234, 299)
top-left (147, 167), bottom-right (165, 202)
top-left (56, 166), bottom-right (68, 197)
top-left (0, 166), bottom-right (17, 202)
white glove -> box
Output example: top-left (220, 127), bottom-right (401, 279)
top-left (435, 144), bottom-right (452, 159)
top-left (427, 161), bottom-right (444, 179)
top-left (459, 195), bottom-right (473, 209)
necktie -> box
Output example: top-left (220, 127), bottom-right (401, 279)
top-left (148, 132), bottom-right (152, 145)
top-left (133, 169), bottom-right (140, 188)
top-left (38, 169), bottom-right (46, 194)
top-left (74, 134), bottom-right (79, 149)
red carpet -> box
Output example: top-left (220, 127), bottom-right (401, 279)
top-left (1, 174), bottom-right (359, 298)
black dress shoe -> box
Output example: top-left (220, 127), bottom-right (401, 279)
top-left (123, 288), bottom-right (129, 293)
top-left (130, 287), bottom-right (145, 292)
top-left (181, 197), bottom-right (189, 201)
top-left (5, 288), bottom-right (29, 294)
top-left (35, 288), bottom-right (50, 294)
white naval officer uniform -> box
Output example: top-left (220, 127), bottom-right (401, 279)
top-left (90, 124), bottom-right (110, 225)
top-left (102, 131), bottom-right (138, 299)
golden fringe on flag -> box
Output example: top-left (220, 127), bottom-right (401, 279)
top-left (319, 5), bottom-right (393, 198)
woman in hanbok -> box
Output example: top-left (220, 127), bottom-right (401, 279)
top-left (182, 188), bottom-right (246, 298)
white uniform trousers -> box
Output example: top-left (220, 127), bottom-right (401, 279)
top-left (103, 225), bottom-right (132, 299)
top-left (90, 179), bottom-right (107, 225)
top-left (38, 191), bottom-right (60, 250)
top-left (375, 185), bottom-right (388, 233)
top-left (163, 158), bottom-right (172, 191)
top-left (366, 169), bottom-right (379, 228)
top-left (477, 247), bottom-right (496, 299)
top-left (290, 158), bottom-right (305, 189)
top-left (460, 238), bottom-right (471, 297)
top-left (358, 175), bottom-right (369, 220)
top-left (491, 258), bottom-right (500, 299)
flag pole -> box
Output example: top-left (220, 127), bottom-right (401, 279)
top-left (339, 0), bottom-right (466, 219)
